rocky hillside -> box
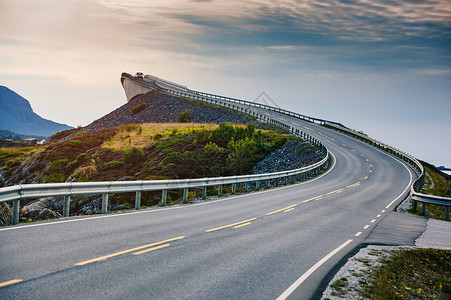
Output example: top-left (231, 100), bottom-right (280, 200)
top-left (86, 90), bottom-right (253, 132)
top-left (0, 85), bottom-right (73, 136)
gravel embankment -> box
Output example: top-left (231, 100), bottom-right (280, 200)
top-left (85, 90), bottom-right (253, 132)
top-left (253, 140), bottom-right (325, 174)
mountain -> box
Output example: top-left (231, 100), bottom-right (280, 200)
top-left (0, 86), bottom-right (73, 136)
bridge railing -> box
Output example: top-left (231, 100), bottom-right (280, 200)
top-left (155, 78), bottom-right (450, 220)
top-left (322, 123), bottom-right (450, 220)
top-left (0, 115), bottom-right (330, 225)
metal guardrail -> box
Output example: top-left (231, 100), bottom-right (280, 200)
top-left (322, 122), bottom-right (450, 220)
top-left (150, 75), bottom-right (450, 220)
top-left (0, 110), bottom-right (330, 225)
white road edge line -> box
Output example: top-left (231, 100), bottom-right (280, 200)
top-left (276, 239), bottom-right (353, 300)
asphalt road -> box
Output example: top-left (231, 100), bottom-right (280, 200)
top-left (0, 112), bottom-right (415, 299)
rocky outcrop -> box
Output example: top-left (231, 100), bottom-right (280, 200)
top-left (84, 90), bottom-right (253, 132)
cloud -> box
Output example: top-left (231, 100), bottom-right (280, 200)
top-left (92, 0), bottom-right (450, 75)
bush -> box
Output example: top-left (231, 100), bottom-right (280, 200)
top-left (177, 109), bottom-right (192, 123)
top-left (123, 147), bottom-right (145, 164)
top-left (130, 102), bottom-right (147, 115)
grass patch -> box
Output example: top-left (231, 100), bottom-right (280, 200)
top-left (330, 277), bottom-right (349, 298)
top-left (421, 164), bottom-right (451, 198)
top-left (101, 123), bottom-right (219, 150)
top-left (130, 102), bottom-right (147, 115)
top-left (409, 164), bottom-right (451, 221)
top-left (360, 248), bottom-right (451, 299)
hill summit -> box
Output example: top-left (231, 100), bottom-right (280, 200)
top-left (0, 86), bottom-right (73, 136)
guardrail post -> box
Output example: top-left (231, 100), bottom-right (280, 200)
top-left (161, 189), bottom-right (167, 205)
top-left (421, 202), bottom-right (426, 216)
top-left (202, 186), bottom-right (207, 200)
top-left (102, 193), bottom-right (108, 214)
top-left (412, 199), bottom-right (417, 212)
top-left (245, 182), bottom-right (249, 192)
top-left (63, 196), bottom-right (70, 217)
top-left (135, 191), bottom-right (141, 210)
top-left (256, 180), bottom-right (260, 190)
top-left (12, 199), bottom-right (20, 225)
top-left (232, 183), bottom-right (236, 194)
top-left (445, 207), bottom-right (449, 220)
top-left (218, 185), bottom-right (223, 196)
top-left (183, 188), bottom-right (188, 203)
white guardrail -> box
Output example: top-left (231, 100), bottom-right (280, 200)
top-left (1, 74), bottom-right (449, 225)
top-left (321, 122), bottom-right (450, 220)
top-left (152, 76), bottom-right (449, 220)
top-left (0, 93), bottom-right (330, 225)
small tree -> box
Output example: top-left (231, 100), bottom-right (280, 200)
top-left (177, 109), bottom-right (192, 123)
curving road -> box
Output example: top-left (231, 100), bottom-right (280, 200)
top-left (0, 110), bottom-right (415, 299)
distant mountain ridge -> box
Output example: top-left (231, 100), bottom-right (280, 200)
top-left (0, 85), bottom-right (73, 137)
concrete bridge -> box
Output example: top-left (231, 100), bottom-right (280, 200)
top-left (121, 72), bottom-right (189, 102)
top-left (120, 73), bottom-right (156, 102)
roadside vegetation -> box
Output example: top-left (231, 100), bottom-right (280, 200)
top-left (1, 122), bottom-right (311, 222)
top-left (360, 248), bottom-right (450, 299)
top-left (0, 122), bottom-right (293, 184)
top-left (326, 248), bottom-right (450, 300)
top-left (408, 162), bottom-right (451, 221)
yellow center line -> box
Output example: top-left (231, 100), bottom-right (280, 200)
top-left (346, 182), bottom-right (361, 188)
top-left (361, 154), bottom-right (364, 157)
top-left (233, 222), bottom-right (252, 229)
top-left (364, 176), bottom-right (369, 180)
top-left (133, 243), bottom-right (171, 255)
top-left (205, 218), bottom-right (257, 232)
top-left (0, 279), bottom-right (23, 288)
top-left (330, 138), bottom-right (335, 141)
top-left (75, 236), bottom-right (186, 266)
top-left (284, 208), bottom-right (295, 213)
top-left (342, 144), bottom-right (346, 147)
top-left (303, 195), bottom-right (323, 203)
top-left (327, 188), bottom-right (344, 195)
top-left (266, 204), bottom-right (297, 216)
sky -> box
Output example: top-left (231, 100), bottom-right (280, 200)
top-left (0, 0), bottom-right (450, 167)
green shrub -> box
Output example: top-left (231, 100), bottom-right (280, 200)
top-left (123, 147), bottom-right (145, 164)
top-left (130, 102), bottom-right (147, 115)
top-left (177, 109), bottom-right (192, 123)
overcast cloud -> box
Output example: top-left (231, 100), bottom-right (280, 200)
top-left (0, 0), bottom-right (450, 166)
